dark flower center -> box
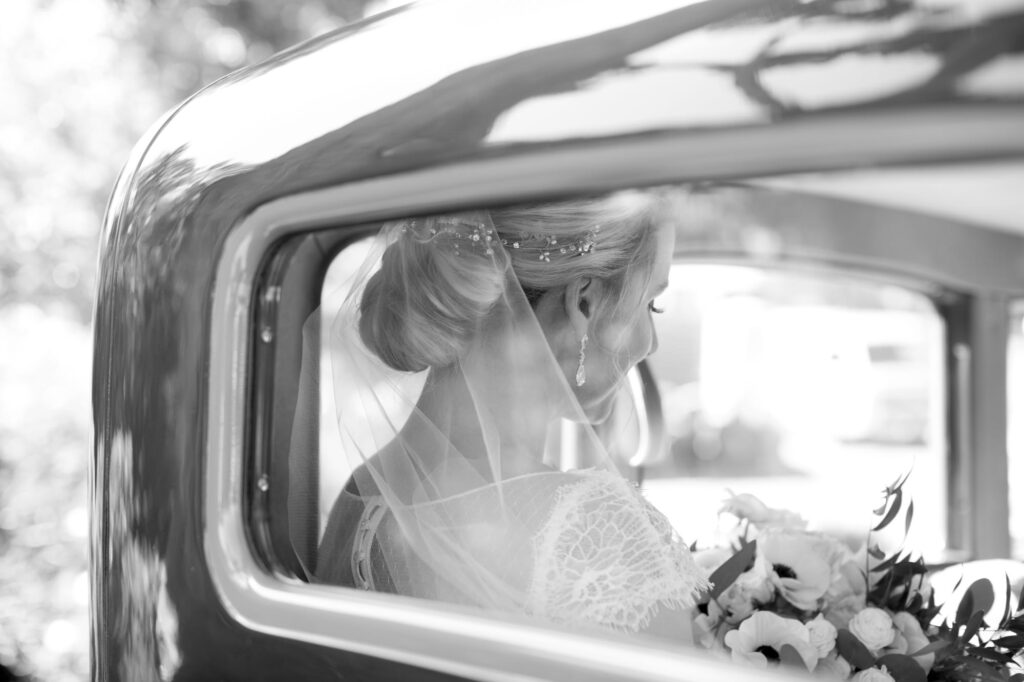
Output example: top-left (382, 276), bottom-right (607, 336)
top-left (773, 563), bottom-right (797, 580)
top-left (756, 645), bottom-right (780, 663)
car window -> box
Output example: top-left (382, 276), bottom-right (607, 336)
top-left (229, 168), bottom-right (1024, 677)
top-left (642, 264), bottom-right (946, 557)
top-left (1009, 300), bottom-right (1024, 560)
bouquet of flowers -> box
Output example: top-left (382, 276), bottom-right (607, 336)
top-left (694, 473), bottom-right (1024, 681)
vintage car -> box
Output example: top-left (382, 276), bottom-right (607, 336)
top-left (92, 0), bottom-right (1024, 679)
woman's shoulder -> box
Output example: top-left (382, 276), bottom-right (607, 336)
top-left (527, 467), bottom-right (709, 632)
top-left (533, 468), bottom-right (652, 538)
top-left (535, 467), bottom-right (641, 512)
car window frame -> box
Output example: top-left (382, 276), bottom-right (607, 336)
top-left (206, 111), bottom-right (1024, 680)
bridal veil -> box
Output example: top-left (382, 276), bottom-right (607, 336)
top-left (303, 190), bottom-right (708, 633)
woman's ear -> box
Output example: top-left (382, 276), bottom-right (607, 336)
top-left (564, 277), bottom-right (596, 337)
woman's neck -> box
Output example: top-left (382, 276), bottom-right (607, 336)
top-left (408, 363), bottom-right (552, 480)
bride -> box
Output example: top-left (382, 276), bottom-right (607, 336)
top-left (315, 190), bottom-right (708, 640)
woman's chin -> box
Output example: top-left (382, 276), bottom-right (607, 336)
top-left (562, 394), bottom-right (614, 425)
top-left (583, 392), bottom-right (618, 425)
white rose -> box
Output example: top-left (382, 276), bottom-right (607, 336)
top-left (720, 492), bottom-right (770, 521)
top-left (815, 653), bottom-right (852, 679)
top-left (848, 607), bottom-right (896, 651)
top-left (717, 582), bottom-right (757, 624)
top-left (693, 613), bottom-right (719, 650)
top-left (807, 614), bottom-right (838, 658)
top-left (721, 492), bottom-right (807, 530)
top-left (850, 665), bottom-right (896, 682)
top-left (824, 549), bottom-right (868, 625)
top-left (824, 591), bottom-right (867, 630)
top-left (885, 628), bottom-right (909, 655)
top-left (827, 556), bottom-right (868, 605)
top-left (890, 611), bottom-right (934, 674)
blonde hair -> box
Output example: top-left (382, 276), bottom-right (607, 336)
top-left (359, 191), bottom-right (666, 372)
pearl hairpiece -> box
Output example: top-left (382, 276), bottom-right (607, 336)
top-left (402, 217), bottom-right (498, 255)
top-left (500, 226), bottom-right (600, 262)
top-left (402, 217), bottom-right (600, 261)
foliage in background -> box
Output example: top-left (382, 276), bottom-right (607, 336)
top-left (0, 1), bottom-right (373, 679)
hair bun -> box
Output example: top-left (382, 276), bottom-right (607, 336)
top-left (359, 231), bottom-right (504, 372)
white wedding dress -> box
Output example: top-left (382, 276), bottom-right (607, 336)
top-left (317, 468), bottom-right (708, 635)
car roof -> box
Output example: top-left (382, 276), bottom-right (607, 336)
top-left (103, 0), bottom-right (1024, 267)
top-left (137, 0), bottom-right (1024, 171)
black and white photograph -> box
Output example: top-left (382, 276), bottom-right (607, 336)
top-left (2, 0), bottom-right (1023, 680)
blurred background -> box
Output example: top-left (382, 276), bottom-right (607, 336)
top-left (0, 1), bottom-right (382, 679)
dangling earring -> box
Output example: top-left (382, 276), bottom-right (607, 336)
top-left (575, 333), bottom-right (588, 387)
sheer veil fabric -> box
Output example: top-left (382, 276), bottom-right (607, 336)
top-left (312, 193), bottom-right (709, 637)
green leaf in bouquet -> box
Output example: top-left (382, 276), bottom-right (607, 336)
top-left (871, 550), bottom-right (906, 574)
top-left (955, 658), bottom-right (1007, 682)
top-left (868, 544), bottom-right (886, 560)
top-left (873, 488), bottom-right (903, 531)
top-left (954, 580), bottom-right (976, 629)
top-left (955, 579), bottom-right (995, 631)
top-left (969, 578), bottom-right (996, 614)
top-left (708, 540), bottom-right (757, 601)
top-left (778, 644), bottom-right (809, 671)
top-left (1010, 673), bottom-right (1024, 682)
top-left (1005, 621), bottom-right (1024, 639)
top-left (889, 560), bottom-right (928, 580)
top-left (874, 472), bottom-right (905, 515)
top-left (918, 595), bottom-right (942, 625)
top-left (876, 654), bottom-right (927, 682)
top-left (837, 628), bottom-right (877, 670)
top-left (903, 499), bottom-right (914, 537)
top-left (1001, 574), bottom-right (1014, 628)
top-left (961, 609), bottom-right (986, 644)
top-left (908, 639), bottom-right (951, 658)
top-left (883, 470), bottom-right (913, 498)
top-left (968, 645), bottom-right (1013, 665)
top-left (993, 634), bottom-right (1024, 649)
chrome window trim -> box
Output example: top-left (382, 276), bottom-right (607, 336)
top-left (206, 108), bottom-right (1024, 681)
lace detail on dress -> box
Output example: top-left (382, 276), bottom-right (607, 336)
top-left (528, 470), bottom-right (709, 633)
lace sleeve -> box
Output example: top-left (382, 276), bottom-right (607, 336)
top-left (527, 470), bottom-right (710, 634)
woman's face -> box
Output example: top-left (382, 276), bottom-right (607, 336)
top-left (575, 223), bottom-right (674, 423)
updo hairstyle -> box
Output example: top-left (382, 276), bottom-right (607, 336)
top-left (359, 192), bottom-right (667, 372)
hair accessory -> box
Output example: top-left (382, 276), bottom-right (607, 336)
top-left (502, 224), bottom-right (600, 262)
top-left (575, 333), bottom-right (588, 387)
top-left (403, 217), bottom-right (497, 255)
top-left (401, 217), bottom-right (600, 261)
